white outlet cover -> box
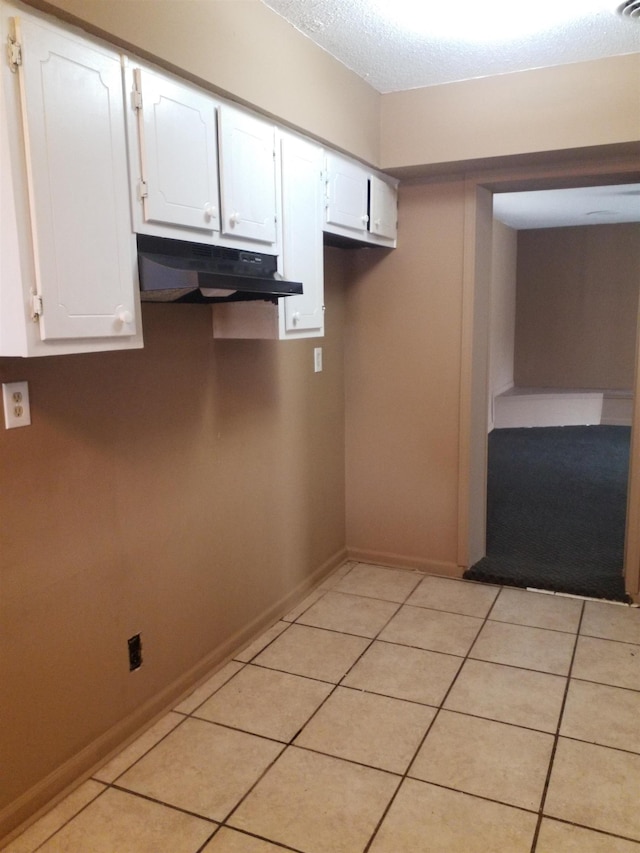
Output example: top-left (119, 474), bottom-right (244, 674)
top-left (314, 347), bottom-right (323, 372)
top-left (2, 381), bottom-right (31, 429)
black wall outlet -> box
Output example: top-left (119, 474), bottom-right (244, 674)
top-left (128, 633), bottom-right (142, 671)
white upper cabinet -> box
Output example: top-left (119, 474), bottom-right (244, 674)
top-left (369, 174), bottom-right (398, 242)
top-left (0, 6), bottom-right (142, 354)
top-left (218, 104), bottom-right (278, 246)
top-left (280, 132), bottom-right (324, 336)
top-left (212, 131), bottom-right (324, 341)
top-left (324, 151), bottom-right (369, 234)
top-left (128, 64), bottom-right (220, 237)
top-left (324, 151), bottom-right (398, 247)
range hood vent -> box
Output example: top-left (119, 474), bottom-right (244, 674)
top-left (137, 235), bottom-right (302, 303)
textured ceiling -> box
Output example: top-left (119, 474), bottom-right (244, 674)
top-left (494, 185), bottom-right (640, 229)
top-left (262, 1), bottom-right (640, 228)
top-left (262, 0), bottom-right (640, 92)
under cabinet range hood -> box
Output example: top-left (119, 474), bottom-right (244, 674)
top-left (137, 235), bottom-right (303, 303)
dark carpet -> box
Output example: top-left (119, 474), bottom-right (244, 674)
top-left (464, 425), bottom-right (631, 602)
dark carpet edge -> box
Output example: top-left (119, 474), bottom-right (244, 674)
top-left (464, 559), bottom-right (631, 604)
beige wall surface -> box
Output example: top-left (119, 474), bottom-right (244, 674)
top-left (380, 55), bottom-right (640, 173)
top-left (489, 221), bottom-right (518, 408)
top-left (24, 0), bottom-right (380, 164)
top-left (0, 252), bottom-right (347, 838)
top-left (345, 179), bottom-right (466, 573)
top-left (514, 223), bottom-right (640, 390)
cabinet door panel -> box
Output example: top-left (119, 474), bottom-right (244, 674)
top-left (369, 174), bottom-right (398, 241)
top-left (218, 105), bottom-right (277, 244)
top-left (137, 67), bottom-right (219, 233)
top-left (16, 16), bottom-right (136, 340)
top-left (325, 152), bottom-right (368, 233)
top-left (281, 135), bottom-right (323, 334)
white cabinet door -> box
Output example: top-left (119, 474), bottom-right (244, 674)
top-left (218, 104), bottom-right (277, 245)
top-left (281, 134), bottom-right (324, 335)
top-left (324, 152), bottom-right (368, 234)
top-left (13, 14), bottom-right (138, 341)
top-left (369, 174), bottom-right (398, 241)
top-left (133, 66), bottom-right (219, 235)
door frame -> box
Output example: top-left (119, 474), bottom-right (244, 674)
top-left (458, 155), bottom-right (640, 601)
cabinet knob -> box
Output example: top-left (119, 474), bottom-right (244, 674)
top-left (117, 309), bottom-right (133, 324)
top-left (361, 214), bottom-right (369, 225)
top-left (204, 203), bottom-right (217, 220)
top-left (229, 212), bottom-right (240, 226)
top-left (374, 219), bottom-right (381, 228)
top-left (292, 312), bottom-right (300, 325)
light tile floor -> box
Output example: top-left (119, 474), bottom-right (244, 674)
top-left (6, 562), bottom-right (640, 853)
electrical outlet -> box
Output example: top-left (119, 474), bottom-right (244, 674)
top-left (314, 347), bottom-right (323, 373)
top-left (2, 381), bottom-right (31, 429)
top-left (128, 634), bottom-right (142, 671)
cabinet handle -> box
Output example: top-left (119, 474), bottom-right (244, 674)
top-left (204, 203), bottom-right (217, 220)
top-left (117, 310), bottom-right (133, 324)
top-left (229, 212), bottom-right (240, 226)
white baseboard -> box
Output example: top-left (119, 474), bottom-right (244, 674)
top-left (494, 388), bottom-right (603, 429)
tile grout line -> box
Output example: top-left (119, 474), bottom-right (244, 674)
top-left (29, 711), bottom-right (198, 853)
top-left (187, 562), bottom-right (376, 840)
top-left (284, 574), bottom-right (423, 752)
top-left (108, 783), bottom-right (219, 825)
top-left (26, 784), bottom-right (108, 853)
top-left (194, 825), bottom-right (304, 853)
top-left (215, 566), bottom-right (422, 845)
top-left (529, 598), bottom-right (586, 853)
top-left (530, 814), bottom-right (640, 848)
top-left (361, 581), bottom-right (505, 853)
top-left (202, 567), bottom-right (434, 851)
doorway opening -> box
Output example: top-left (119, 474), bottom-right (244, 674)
top-left (459, 170), bottom-right (640, 603)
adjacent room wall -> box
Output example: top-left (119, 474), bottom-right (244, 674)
top-left (489, 220), bottom-right (518, 426)
top-left (0, 253), bottom-right (347, 839)
top-left (514, 223), bottom-right (640, 390)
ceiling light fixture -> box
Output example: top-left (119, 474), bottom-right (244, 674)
top-left (373, 0), bottom-right (613, 42)
top-left (617, 0), bottom-right (640, 17)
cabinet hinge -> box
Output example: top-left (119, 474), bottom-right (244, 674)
top-left (31, 293), bottom-right (43, 321)
top-left (137, 180), bottom-right (148, 200)
top-left (7, 37), bottom-right (22, 72)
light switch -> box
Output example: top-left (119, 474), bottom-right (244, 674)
top-left (314, 347), bottom-right (323, 373)
top-left (2, 381), bottom-right (31, 429)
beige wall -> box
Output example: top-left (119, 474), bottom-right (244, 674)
top-left (345, 180), bottom-right (466, 574)
top-left (514, 224), bottom-right (640, 390)
top-left (489, 221), bottom-right (518, 419)
top-left (380, 55), bottom-right (640, 174)
top-left (26, 0), bottom-right (380, 164)
top-left (0, 252), bottom-right (347, 839)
